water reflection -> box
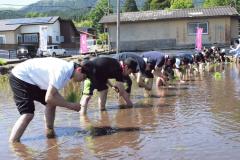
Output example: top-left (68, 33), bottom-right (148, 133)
top-left (10, 143), bottom-right (34, 159)
top-left (79, 112), bottom-right (141, 157)
top-left (11, 138), bottom-right (61, 160)
top-left (1, 63), bottom-right (240, 159)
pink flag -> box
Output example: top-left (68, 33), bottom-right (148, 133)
top-left (196, 27), bottom-right (203, 51)
top-left (80, 34), bottom-right (88, 54)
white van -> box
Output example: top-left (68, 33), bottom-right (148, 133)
top-left (37, 45), bottom-right (66, 57)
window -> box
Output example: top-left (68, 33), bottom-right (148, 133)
top-left (0, 35), bottom-right (6, 44)
top-left (56, 36), bottom-right (59, 42)
top-left (48, 36), bottom-right (52, 43)
top-left (187, 22), bottom-right (208, 35)
top-left (23, 34), bottom-right (38, 43)
top-left (53, 46), bottom-right (58, 49)
top-left (60, 36), bottom-right (64, 42)
top-left (17, 34), bottom-right (23, 43)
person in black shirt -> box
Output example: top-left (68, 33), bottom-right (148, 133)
top-left (113, 52), bottom-right (153, 94)
top-left (80, 57), bottom-right (138, 115)
top-left (141, 51), bottom-right (176, 87)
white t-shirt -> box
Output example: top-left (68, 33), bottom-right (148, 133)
top-left (12, 57), bottom-right (74, 90)
top-left (230, 44), bottom-right (240, 57)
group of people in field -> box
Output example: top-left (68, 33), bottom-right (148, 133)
top-left (8, 43), bottom-right (235, 143)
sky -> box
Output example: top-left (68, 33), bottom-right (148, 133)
top-left (0, 0), bottom-right (40, 9)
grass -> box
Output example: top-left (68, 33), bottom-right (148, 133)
top-left (66, 91), bottom-right (79, 103)
top-left (0, 75), bottom-right (8, 84)
top-left (0, 58), bottom-right (6, 66)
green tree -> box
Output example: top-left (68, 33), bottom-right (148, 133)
top-left (25, 12), bottom-right (48, 18)
top-left (203, 0), bottom-right (240, 12)
top-left (142, 0), bottom-right (152, 11)
top-left (98, 32), bottom-right (108, 45)
top-left (150, 0), bottom-right (171, 10)
top-left (204, 0), bottom-right (225, 7)
top-left (123, 0), bottom-right (139, 12)
top-left (170, 0), bottom-right (193, 9)
top-left (74, 20), bottom-right (93, 28)
top-left (88, 0), bottom-right (113, 33)
top-left (203, 0), bottom-right (235, 7)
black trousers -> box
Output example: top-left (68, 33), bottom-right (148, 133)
top-left (9, 73), bottom-right (47, 114)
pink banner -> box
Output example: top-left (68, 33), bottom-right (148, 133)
top-left (196, 27), bottom-right (203, 51)
top-left (80, 34), bottom-right (88, 54)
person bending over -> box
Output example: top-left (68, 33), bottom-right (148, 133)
top-left (80, 57), bottom-right (137, 115)
top-left (9, 57), bottom-right (89, 143)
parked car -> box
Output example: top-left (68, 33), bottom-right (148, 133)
top-left (38, 45), bottom-right (66, 57)
top-left (16, 44), bottom-right (37, 59)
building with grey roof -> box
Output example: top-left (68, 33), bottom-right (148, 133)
top-left (0, 16), bottom-right (79, 50)
top-left (100, 6), bottom-right (239, 51)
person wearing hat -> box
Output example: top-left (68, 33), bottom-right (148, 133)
top-left (80, 57), bottom-right (138, 115)
top-left (113, 52), bottom-right (153, 95)
top-left (9, 57), bottom-right (89, 143)
top-left (141, 51), bottom-right (176, 87)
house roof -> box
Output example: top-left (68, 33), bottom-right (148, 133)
top-left (99, 6), bottom-right (239, 24)
top-left (0, 16), bottom-right (59, 31)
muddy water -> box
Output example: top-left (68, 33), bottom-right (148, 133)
top-left (1, 63), bottom-right (240, 159)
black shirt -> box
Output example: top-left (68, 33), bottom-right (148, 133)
top-left (87, 57), bottom-right (124, 85)
top-left (141, 51), bottom-right (165, 68)
top-left (113, 52), bottom-right (146, 74)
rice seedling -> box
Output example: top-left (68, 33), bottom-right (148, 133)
top-left (214, 72), bottom-right (222, 80)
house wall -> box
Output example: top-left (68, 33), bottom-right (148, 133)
top-left (230, 17), bottom-right (239, 42)
top-left (60, 20), bottom-right (79, 48)
top-left (0, 28), bottom-right (21, 49)
top-left (20, 20), bottom-right (61, 44)
top-left (107, 16), bottom-right (235, 51)
top-left (0, 31), bottom-right (15, 44)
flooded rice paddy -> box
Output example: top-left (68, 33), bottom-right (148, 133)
top-left (1, 63), bottom-right (240, 159)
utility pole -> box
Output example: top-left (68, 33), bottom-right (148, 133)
top-left (108, 0), bottom-right (110, 15)
top-left (116, 0), bottom-right (120, 54)
top-left (107, 0), bottom-right (110, 53)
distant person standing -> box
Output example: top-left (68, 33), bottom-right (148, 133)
top-left (230, 39), bottom-right (240, 62)
top-left (9, 57), bottom-right (89, 143)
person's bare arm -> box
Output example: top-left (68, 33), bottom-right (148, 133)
top-left (45, 85), bottom-right (80, 112)
top-left (107, 80), bottom-right (119, 92)
top-left (153, 66), bottom-right (162, 77)
top-left (136, 73), bottom-right (152, 90)
top-left (115, 81), bottom-right (133, 106)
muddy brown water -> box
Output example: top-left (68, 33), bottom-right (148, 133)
top-left (1, 63), bottom-right (240, 159)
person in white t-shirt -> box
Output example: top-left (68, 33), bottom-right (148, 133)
top-left (9, 57), bottom-right (89, 143)
top-left (230, 39), bottom-right (240, 61)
